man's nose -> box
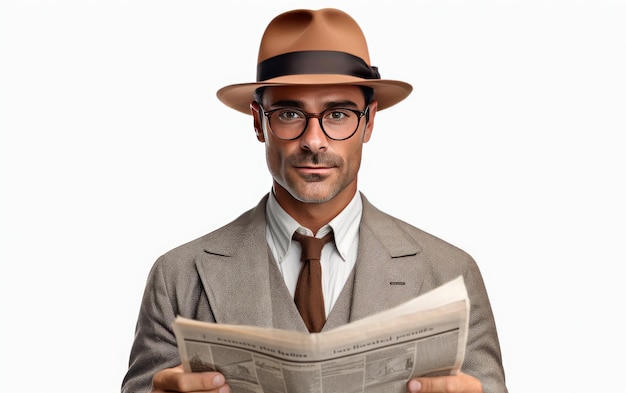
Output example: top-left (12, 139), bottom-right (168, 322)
top-left (299, 117), bottom-right (328, 152)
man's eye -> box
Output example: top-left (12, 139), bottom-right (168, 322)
top-left (277, 110), bottom-right (303, 121)
top-left (326, 110), bottom-right (350, 121)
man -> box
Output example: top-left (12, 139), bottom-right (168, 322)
top-left (122, 8), bottom-right (507, 393)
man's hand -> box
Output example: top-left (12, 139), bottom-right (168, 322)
top-left (152, 365), bottom-right (229, 393)
top-left (407, 372), bottom-right (482, 393)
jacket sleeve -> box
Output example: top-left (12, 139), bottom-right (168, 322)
top-left (121, 256), bottom-right (181, 393)
top-left (461, 257), bottom-right (508, 393)
top-left (121, 250), bottom-right (215, 393)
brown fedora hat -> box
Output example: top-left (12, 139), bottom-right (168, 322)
top-left (216, 8), bottom-right (413, 115)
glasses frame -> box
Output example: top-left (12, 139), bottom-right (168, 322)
top-left (259, 104), bottom-right (370, 141)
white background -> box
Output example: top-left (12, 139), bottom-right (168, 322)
top-left (1, 1), bottom-right (624, 392)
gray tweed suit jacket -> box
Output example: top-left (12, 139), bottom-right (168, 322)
top-left (122, 193), bottom-right (507, 393)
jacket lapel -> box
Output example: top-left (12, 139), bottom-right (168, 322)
top-left (348, 195), bottom-right (429, 322)
top-left (195, 195), bottom-right (308, 331)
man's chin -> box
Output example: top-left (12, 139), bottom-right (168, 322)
top-left (293, 193), bottom-right (334, 204)
top-left (289, 186), bottom-right (337, 204)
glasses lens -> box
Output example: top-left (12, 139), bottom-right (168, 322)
top-left (268, 108), bottom-right (361, 140)
top-left (321, 109), bottom-right (360, 139)
top-left (268, 109), bottom-right (306, 139)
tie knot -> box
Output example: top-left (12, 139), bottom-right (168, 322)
top-left (292, 231), bottom-right (334, 262)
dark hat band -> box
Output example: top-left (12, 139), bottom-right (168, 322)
top-left (257, 50), bottom-right (381, 81)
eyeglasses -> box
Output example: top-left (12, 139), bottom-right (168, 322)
top-left (259, 104), bottom-right (369, 141)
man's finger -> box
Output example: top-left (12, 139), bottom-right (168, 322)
top-left (152, 365), bottom-right (226, 392)
top-left (407, 372), bottom-right (482, 393)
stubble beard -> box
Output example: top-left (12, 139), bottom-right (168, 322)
top-left (283, 152), bottom-right (349, 204)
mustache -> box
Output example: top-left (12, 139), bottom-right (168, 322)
top-left (288, 152), bottom-right (342, 167)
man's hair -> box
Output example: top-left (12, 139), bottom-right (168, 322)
top-left (253, 86), bottom-right (375, 107)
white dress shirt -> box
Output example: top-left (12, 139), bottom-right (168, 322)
top-left (265, 191), bottom-right (361, 317)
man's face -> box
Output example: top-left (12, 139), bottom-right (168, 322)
top-left (252, 85), bottom-right (377, 205)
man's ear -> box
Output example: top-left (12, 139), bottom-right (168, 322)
top-left (250, 101), bottom-right (265, 142)
top-left (363, 100), bottom-right (378, 143)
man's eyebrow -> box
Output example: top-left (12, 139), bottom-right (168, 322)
top-left (268, 99), bottom-right (360, 109)
top-left (270, 100), bottom-right (303, 108)
top-left (324, 100), bottom-right (359, 109)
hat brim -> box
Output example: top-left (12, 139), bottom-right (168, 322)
top-left (216, 74), bottom-right (413, 115)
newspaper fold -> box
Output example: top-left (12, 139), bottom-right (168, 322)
top-left (174, 275), bottom-right (469, 393)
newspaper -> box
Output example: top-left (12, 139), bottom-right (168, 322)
top-left (173, 275), bottom-right (469, 393)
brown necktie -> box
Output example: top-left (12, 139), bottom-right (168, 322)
top-left (292, 231), bottom-right (334, 333)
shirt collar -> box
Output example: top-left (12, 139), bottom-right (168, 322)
top-left (266, 190), bottom-right (362, 262)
